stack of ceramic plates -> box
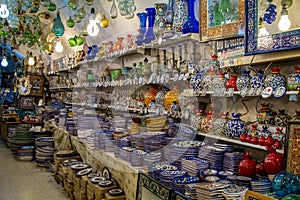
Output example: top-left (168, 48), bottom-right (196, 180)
top-left (11, 124), bottom-right (35, 152)
top-left (227, 175), bottom-right (238, 185)
top-left (6, 125), bottom-right (18, 148)
top-left (159, 170), bottom-right (187, 188)
top-left (17, 145), bottom-right (35, 161)
top-left (251, 179), bottom-right (272, 194)
top-left (185, 184), bottom-right (198, 200)
top-left (114, 137), bottom-right (130, 158)
top-left (131, 150), bottom-right (146, 167)
top-left (58, 108), bottom-right (67, 128)
top-left (96, 130), bottom-right (114, 150)
top-left (198, 146), bottom-right (225, 171)
top-left (223, 152), bottom-right (243, 174)
top-left (196, 182), bottom-right (229, 200)
top-left (236, 176), bottom-right (252, 189)
top-left (149, 162), bottom-right (177, 180)
top-left (172, 176), bottom-right (200, 194)
top-left (181, 157), bottom-right (210, 177)
top-left (35, 137), bottom-right (56, 167)
top-left (168, 123), bottom-right (197, 140)
top-left (144, 139), bottom-right (163, 153)
top-left (169, 141), bottom-right (202, 164)
top-left (77, 115), bottom-right (96, 130)
top-left (168, 123), bottom-right (179, 137)
top-left (143, 152), bottom-right (162, 169)
top-left (214, 143), bottom-right (234, 152)
top-left (66, 117), bottom-right (78, 136)
top-left (119, 147), bottom-right (134, 163)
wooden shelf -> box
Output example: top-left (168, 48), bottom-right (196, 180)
top-left (219, 48), bottom-right (300, 68)
top-left (198, 132), bottom-right (284, 154)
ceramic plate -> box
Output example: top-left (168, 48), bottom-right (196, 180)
top-left (76, 168), bottom-right (93, 177)
top-left (109, 188), bottom-right (123, 196)
top-left (98, 180), bottom-right (112, 187)
top-left (102, 167), bottom-right (111, 180)
top-left (70, 163), bottom-right (90, 170)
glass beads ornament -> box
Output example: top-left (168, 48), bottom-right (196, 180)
top-left (263, 0), bottom-right (277, 24)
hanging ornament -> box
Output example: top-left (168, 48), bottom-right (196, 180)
top-left (47, 1), bottom-right (57, 11)
top-left (80, 21), bottom-right (89, 36)
top-left (67, 0), bottom-right (78, 11)
top-left (52, 12), bottom-right (65, 37)
top-left (110, 0), bottom-right (118, 19)
top-left (66, 16), bottom-right (75, 28)
top-left (77, 7), bottom-right (86, 19)
top-left (100, 15), bottom-right (110, 28)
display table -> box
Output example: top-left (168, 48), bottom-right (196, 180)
top-left (48, 122), bottom-right (144, 200)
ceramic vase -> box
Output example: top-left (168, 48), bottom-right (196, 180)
top-left (264, 67), bottom-right (286, 90)
top-left (249, 69), bottom-right (264, 96)
top-left (226, 74), bottom-right (238, 91)
top-left (225, 113), bottom-right (247, 139)
top-left (135, 12), bottom-right (147, 46)
top-left (182, 0), bottom-right (199, 34)
top-left (173, 0), bottom-right (187, 32)
top-left (190, 110), bottom-right (203, 130)
top-left (257, 103), bottom-right (277, 125)
top-left (212, 72), bottom-right (227, 94)
top-left (236, 70), bottom-right (251, 92)
top-left (202, 68), bottom-right (216, 91)
top-left (288, 65), bottom-right (300, 91)
top-left (154, 3), bottom-right (167, 37)
top-left (275, 109), bottom-right (291, 127)
top-left (201, 111), bottom-right (214, 133)
top-left (190, 69), bottom-right (205, 93)
top-left (144, 8), bottom-right (156, 44)
top-left (213, 112), bottom-right (228, 136)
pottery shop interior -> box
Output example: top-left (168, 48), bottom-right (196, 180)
top-left (1, 0), bottom-right (300, 199)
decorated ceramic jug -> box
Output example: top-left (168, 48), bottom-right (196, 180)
top-left (249, 69), bottom-right (264, 96)
top-left (213, 112), bottom-right (228, 136)
top-left (202, 68), bottom-right (216, 91)
top-left (237, 70), bottom-right (251, 92)
top-left (275, 109), bottom-right (291, 127)
top-left (257, 103), bottom-right (277, 125)
top-left (212, 71), bottom-right (227, 94)
top-left (264, 67), bottom-right (286, 90)
top-left (288, 65), bottom-right (300, 91)
top-left (225, 113), bottom-right (247, 139)
top-left (201, 111), bottom-right (214, 133)
top-left (226, 74), bottom-right (238, 91)
top-left (190, 68), bottom-right (205, 93)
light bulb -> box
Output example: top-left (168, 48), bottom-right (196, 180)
top-left (258, 23), bottom-right (270, 37)
top-left (278, 14), bottom-right (291, 31)
top-left (55, 40), bottom-right (64, 53)
top-left (28, 54), bottom-right (35, 66)
top-left (87, 8), bottom-right (99, 36)
top-left (1, 56), bottom-right (8, 67)
top-left (0, 4), bottom-right (9, 19)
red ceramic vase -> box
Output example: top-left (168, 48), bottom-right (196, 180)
top-left (258, 136), bottom-right (265, 146)
top-left (240, 133), bottom-right (247, 142)
top-left (265, 135), bottom-right (274, 147)
top-left (256, 162), bottom-right (267, 176)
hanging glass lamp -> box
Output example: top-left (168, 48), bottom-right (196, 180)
top-left (52, 12), bottom-right (65, 37)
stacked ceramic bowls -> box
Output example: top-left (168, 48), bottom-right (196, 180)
top-left (181, 157), bottom-right (210, 177)
top-left (35, 137), bottom-right (55, 167)
top-left (11, 124), bottom-right (34, 153)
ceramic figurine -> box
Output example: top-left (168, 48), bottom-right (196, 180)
top-left (213, 112), bottom-right (228, 136)
top-left (225, 113), bottom-right (247, 139)
top-left (249, 69), bottom-right (264, 96)
top-left (288, 65), bottom-right (300, 91)
top-left (201, 111), bottom-right (214, 133)
top-left (226, 74), bottom-right (238, 91)
top-left (275, 109), bottom-right (291, 127)
top-left (257, 103), bottom-right (277, 125)
top-left (236, 70), bottom-right (251, 95)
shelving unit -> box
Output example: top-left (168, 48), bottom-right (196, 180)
top-left (198, 132), bottom-right (284, 154)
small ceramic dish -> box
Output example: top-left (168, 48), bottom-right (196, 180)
top-left (70, 163), bottom-right (90, 170)
top-left (99, 180), bottom-right (113, 187)
top-left (76, 168), bottom-right (93, 177)
top-left (90, 176), bottom-right (106, 184)
top-left (109, 188), bottom-right (124, 196)
top-left (205, 175), bottom-right (220, 182)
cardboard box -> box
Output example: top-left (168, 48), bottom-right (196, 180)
top-left (105, 193), bottom-right (126, 200)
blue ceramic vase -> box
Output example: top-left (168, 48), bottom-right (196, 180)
top-left (144, 8), bottom-right (156, 44)
top-left (249, 69), bottom-right (265, 96)
top-left (225, 113), bottom-right (247, 139)
top-left (182, 0), bottom-right (199, 34)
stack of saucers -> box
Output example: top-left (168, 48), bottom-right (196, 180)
top-left (251, 179), bottom-right (272, 194)
top-left (181, 157), bottom-right (210, 177)
top-left (159, 170), bottom-right (186, 188)
top-left (185, 184), bottom-right (198, 200)
top-left (198, 145), bottom-right (225, 171)
top-left (172, 176), bottom-right (200, 194)
top-left (196, 182), bottom-right (229, 200)
top-left (143, 152), bottom-right (162, 170)
top-left (223, 152), bottom-right (243, 174)
top-left (35, 137), bottom-right (56, 167)
top-left (236, 176), bottom-right (252, 189)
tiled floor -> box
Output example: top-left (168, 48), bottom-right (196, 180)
top-left (0, 139), bottom-right (69, 200)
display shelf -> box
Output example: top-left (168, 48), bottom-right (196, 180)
top-left (198, 132), bottom-right (284, 154)
top-left (219, 48), bottom-right (300, 68)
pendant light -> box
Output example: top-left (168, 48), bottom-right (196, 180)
top-left (1, 56), bottom-right (8, 67)
top-left (278, 0), bottom-right (293, 31)
top-left (52, 11), bottom-right (65, 37)
top-left (55, 40), bottom-right (64, 53)
top-left (0, 4), bottom-right (9, 18)
top-left (87, 8), bottom-right (99, 36)
top-left (258, 18), bottom-right (270, 37)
